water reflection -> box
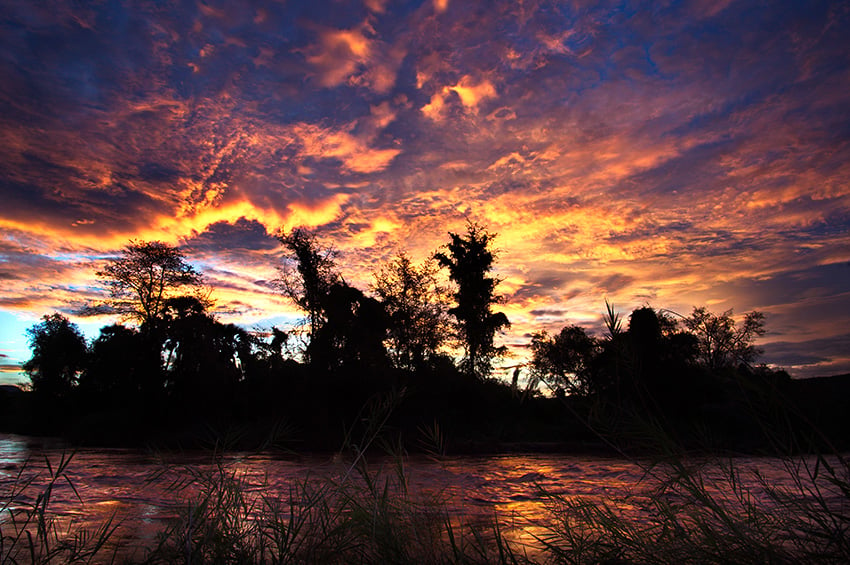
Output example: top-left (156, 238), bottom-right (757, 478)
top-left (1, 433), bottom-right (840, 559)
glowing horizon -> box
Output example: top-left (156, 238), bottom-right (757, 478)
top-left (1, 0), bottom-right (849, 384)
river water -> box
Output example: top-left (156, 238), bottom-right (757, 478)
top-left (1, 433), bottom-right (847, 561)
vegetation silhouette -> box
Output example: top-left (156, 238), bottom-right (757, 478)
top-left (6, 229), bottom-right (850, 565)
top-left (276, 227), bottom-right (339, 355)
top-left (3, 227), bottom-right (849, 454)
top-left (372, 252), bottom-right (450, 372)
top-left (97, 239), bottom-right (205, 327)
top-left (23, 313), bottom-right (87, 401)
top-left (434, 221), bottom-right (510, 379)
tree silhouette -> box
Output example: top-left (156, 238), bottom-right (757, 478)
top-left (97, 240), bottom-right (203, 327)
top-left (24, 313), bottom-right (87, 399)
top-left (308, 282), bottom-right (388, 374)
top-left (80, 323), bottom-right (163, 401)
top-left (435, 222), bottom-right (510, 379)
top-left (624, 306), bottom-right (664, 390)
top-left (530, 326), bottom-right (599, 396)
top-left (248, 327), bottom-right (291, 372)
top-left (683, 307), bottom-right (765, 371)
top-left (277, 228), bottom-right (339, 354)
top-left (372, 252), bottom-right (449, 371)
top-left (622, 306), bottom-right (695, 409)
top-left (159, 295), bottom-right (248, 409)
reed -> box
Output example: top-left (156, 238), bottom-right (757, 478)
top-left (4, 388), bottom-right (849, 564)
top-left (142, 389), bottom-right (526, 564)
top-left (525, 390), bottom-right (850, 565)
top-left (0, 452), bottom-right (119, 564)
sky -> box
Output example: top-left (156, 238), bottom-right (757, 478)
top-left (1, 0), bottom-right (849, 386)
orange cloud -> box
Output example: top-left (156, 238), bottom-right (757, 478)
top-left (364, 0), bottom-right (388, 13)
top-left (307, 26), bottom-right (372, 87)
top-left (421, 76), bottom-right (498, 120)
top-left (291, 122), bottom-right (401, 174)
top-left (305, 22), bottom-right (405, 94)
top-left (286, 193), bottom-right (351, 228)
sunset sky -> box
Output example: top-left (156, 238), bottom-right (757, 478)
top-left (1, 0), bottom-right (848, 385)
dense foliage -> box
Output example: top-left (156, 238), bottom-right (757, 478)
top-left (372, 253), bottom-right (449, 371)
top-left (5, 226), bottom-right (845, 453)
top-left (23, 313), bottom-right (87, 400)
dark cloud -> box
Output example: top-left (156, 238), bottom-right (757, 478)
top-left (182, 218), bottom-right (278, 254)
top-left (762, 333), bottom-right (850, 378)
top-left (529, 309), bottom-right (567, 318)
top-left (711, 264), bottom-right (850, 313)
top-left (137, 162), bottom-right (183, 184)
top-left (596, 274), bottom-right (635, 295)
top-left (73, 303), bottom-right (116, 318)
top-left (0, 244), bottom-right (81, 281)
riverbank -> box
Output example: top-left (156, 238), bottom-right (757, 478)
top-left (3, 373), bottom-right (850, 457)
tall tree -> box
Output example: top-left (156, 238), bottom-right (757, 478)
top-left (97, 240), bottom-right (203, 327)
top-left (372, 253), bottom-right (449, 371)
top-left (80, 323), bottom-right (163, 401)
top-left (434, 222), bottom-right (510, 379)
top-left (24, 313), bottom-right (87, 398)
top-left (276, 228), bottom-right (339, 354)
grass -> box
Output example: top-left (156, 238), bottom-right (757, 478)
top-left (3, 391), bottom-right (850, 563)
top-left (0, 452), bottom-right (120, 564)
top-left (141, 453), bottom-right (525, 564)
top-left (524, 383), bottom-right (850, 565)
top-left (527, 452), bottom-right (850, 564)
top-left (142, 389), bottom-right (527, 564)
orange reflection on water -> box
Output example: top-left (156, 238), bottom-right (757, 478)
top-left (4, 435), bottom-right (834, 561)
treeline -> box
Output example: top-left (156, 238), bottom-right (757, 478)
top-left (2, 223), bottom-right (845, 452)
top-left (4, 223), bottom-right (551, 448)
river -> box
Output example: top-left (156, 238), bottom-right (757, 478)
top-left (1, 433), bottom-right (847, 562)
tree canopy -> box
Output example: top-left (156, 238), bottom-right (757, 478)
top-left (24, 313), bottom-right (87, 398)
top-left (435, 222), bottom-right (510, 379)
top-left (530, 326), bottom-right (599, 397)
top-left (683, 307), bottom-right (766, 371)
top-left (97, 240), bottom-right (203, 327)
top-left (372, 253), bottom-right (449, 371)
top-left (277, 228), bottom-right (340, 349)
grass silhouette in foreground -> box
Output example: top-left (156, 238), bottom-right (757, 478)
top-left (3, 387), bottom-right (850, 564)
